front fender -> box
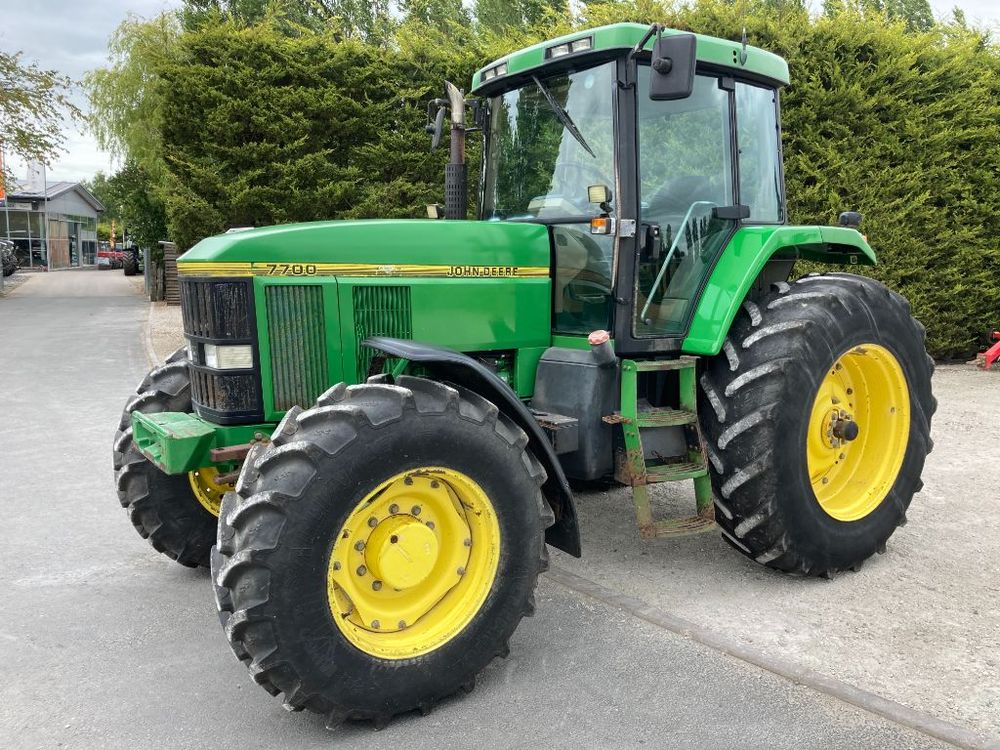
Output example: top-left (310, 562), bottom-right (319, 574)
top-left (682, 225), bottom-right (876, 355)
top-left (364, 336), bottom-right (582, 557)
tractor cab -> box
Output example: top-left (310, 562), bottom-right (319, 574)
top-left (469, 23), bottom-right (788, 353)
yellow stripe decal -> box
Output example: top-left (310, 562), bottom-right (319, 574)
top-left (177, 262), bottom-right (549, 278)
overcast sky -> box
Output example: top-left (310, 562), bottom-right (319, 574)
top-left (2, 0), bottom-right (998, 184)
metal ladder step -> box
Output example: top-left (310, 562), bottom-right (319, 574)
top-left (617, 357), bottom-right (716, 539)
top-left (644, 461), bottom-right (708, 483)
top-left (635, 407), bottom-right (698, 428)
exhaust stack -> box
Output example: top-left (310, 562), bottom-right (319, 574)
top-left (443, 81), bottom-right (467, 220)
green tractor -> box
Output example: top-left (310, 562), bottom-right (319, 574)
top-left (112, 23), bottom-right (934, 726)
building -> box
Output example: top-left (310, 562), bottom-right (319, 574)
top-left (1, 181), bottom-right (105, 269)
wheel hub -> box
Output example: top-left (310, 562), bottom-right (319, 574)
top-left (366, 516), bottom-right (440, 590)
top-left (327, 468), bottom-right (500, 659)
top-left (187, 466), bottom-right (234, 517)
top-left (806, 344), bottom-right (910, 521)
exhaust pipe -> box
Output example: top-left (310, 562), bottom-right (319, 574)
top-left (426, 81), bottom-right (467, 220)
top-left (443, 81), bottom-right (467, 220)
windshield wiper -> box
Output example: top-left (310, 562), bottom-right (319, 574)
top-left (532, 75), bottom-right (595, 158)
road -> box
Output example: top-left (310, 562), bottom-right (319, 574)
top-left (0, 270), bottom-right (971, 749)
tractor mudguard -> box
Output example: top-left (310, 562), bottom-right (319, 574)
top-left (365, 336), bottom-right (582, 557)
top-left (682, 225), bottom-right (877, 356)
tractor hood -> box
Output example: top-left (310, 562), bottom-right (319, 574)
top-left (176, 219), bottom-right (551, 279)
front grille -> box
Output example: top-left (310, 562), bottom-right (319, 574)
top-left (181, 279), bottom-right (255, 340)
top-left (180, 277), bottom-right (262, 423)
top-left (353, 285), bottom-right (412, 381)
top-left (265, 285), bottom-right (328, 410)
top-left (189, 368), bottom-right (262, 422)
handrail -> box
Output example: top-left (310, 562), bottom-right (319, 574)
top-left (639, 201), bottom-right (716, 323)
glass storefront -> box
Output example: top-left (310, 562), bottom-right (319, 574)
top-left (1, 205), bottom-right (99, 269)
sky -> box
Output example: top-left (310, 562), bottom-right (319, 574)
top-left (1, 0), bottom-right (998, 184)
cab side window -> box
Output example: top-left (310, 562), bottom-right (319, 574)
top-left (735, 83), bottom-right (783, 223)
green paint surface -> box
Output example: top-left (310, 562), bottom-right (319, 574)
top-left (179, 219), bottom-right (550, 267)
top-left (682, 225), bottom-right (876, 355)
top-left (131, 410), bottom-right (274, 474)
top-left (472, 22), bottom-right (790, 92)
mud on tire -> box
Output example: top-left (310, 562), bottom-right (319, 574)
top-left (212, 376), bottom-right (553, 726)
top-left (698, 273), bottom-right (935, 576)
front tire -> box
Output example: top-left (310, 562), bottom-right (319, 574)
top-left (699, 273), bottom-right (935, 576)
top-left (213, 377), bottom-right (552, 725)
top-left (113, 348), bottom-right (220, 567)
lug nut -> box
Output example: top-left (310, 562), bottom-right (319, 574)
top-left (427, 521), bottom-right (435, 530)
top-left (332, 561), bottom-right (341, 571)
top-left (398, 620), bottom-right (407, 629)
top-left (411, 506), bottom-right (421, 516)
top-left (404, 476), bottom-right (414, 485)
top-left (356, 565), bottom-right (367, 576)
top-left (457, 566), bottom-right (466, 576)
top-left (372, 581), bottom-right (382, 591)
top-left (354, 540), bottom-right (365, 551)
top-left (389, 503), bottom-right (399, 514)
top-left (371, 620), bottom-right (380, 629)
top-left (367, 517), bottom-right (378, 528)
top-left (464, 538), bottom-right (472, 547)
top-left (431, 480), bottom-right (439, 489)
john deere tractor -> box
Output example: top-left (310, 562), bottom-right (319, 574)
top-left (112, 23), bottom-right (934, 726)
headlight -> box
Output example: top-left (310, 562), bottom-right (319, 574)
top-left (203, 343), bottom-right (253, 370)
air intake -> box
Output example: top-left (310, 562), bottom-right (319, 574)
top-left (265, 285), bottom-right (328, 411)
top-left (353, 285), bottom-right (412, 381)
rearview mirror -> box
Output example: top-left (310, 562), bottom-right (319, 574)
top-left (649, 33), bottom-right (696, 101)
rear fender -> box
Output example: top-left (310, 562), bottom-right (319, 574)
top-left (682, 225), bottom-right (876, 356)
top-left (364, 336), bottom-right (582, 557)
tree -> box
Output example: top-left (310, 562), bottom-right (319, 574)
top-left (475, 0), bottom-right (569, 32)
top-left (400, 0), bottom-right (470, 29)
top-left (86, 13), bottom-right (182, 184)
top-left (0, 50), bottom-right (80, 190)
top-left (823, 0), bottom-right (934, 31)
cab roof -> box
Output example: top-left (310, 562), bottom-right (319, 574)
top-left (471, 22), bottom-right (790, 94)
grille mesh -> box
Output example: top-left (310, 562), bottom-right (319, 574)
top-left (265, 285), bottom-right (328, 411)
top-left (180, 279), bottom-right (254, 339)
top-left (353, 286), bottom-right (412, 381)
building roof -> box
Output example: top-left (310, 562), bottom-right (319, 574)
top-left (6, 180), bottom-right (105, 214)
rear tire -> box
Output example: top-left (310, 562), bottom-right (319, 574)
top-left (122, 251), bottom-right (139, 276)
top-left (699, 273), bottom-right (935, 576)
top-left (213, 377), bottom-right (552, 725)
top-left (113, 347), bottom-right (217, 567)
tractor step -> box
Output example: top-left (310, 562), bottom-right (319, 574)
top-left (616, 357), bottom-right (716, 539)
top-left (636, 408), bottom-right (698, 428)
top-left (644, 461), bottom-right (708, 482)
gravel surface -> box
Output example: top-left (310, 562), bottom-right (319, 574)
top-left (148, 301), bottom-right (184, 363)
top-left (554, 363), bottom-right (1000, 739)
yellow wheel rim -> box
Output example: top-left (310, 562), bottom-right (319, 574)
top-left (807, 343), bottom-right (910, 521)
top-left (327, 468), bottom-right (500, 660)
top-left (187, 466), bottom-right (234, 517)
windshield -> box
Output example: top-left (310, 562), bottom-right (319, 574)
top-left (482, 62), bottom-right (616, 221)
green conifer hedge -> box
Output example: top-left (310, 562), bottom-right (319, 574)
top-left (121, 1), bottom-right (1000, 358)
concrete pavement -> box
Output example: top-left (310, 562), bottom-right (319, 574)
top-left (0, 270), bottom-right (968, 748)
